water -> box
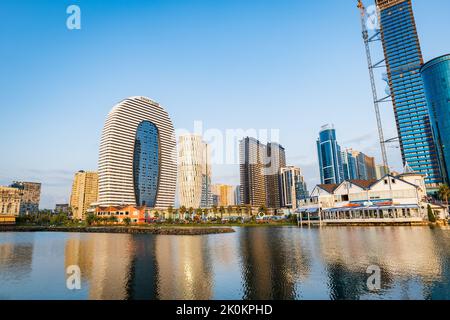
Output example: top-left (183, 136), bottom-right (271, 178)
top-left (1, 226), bottom-right (450, 300)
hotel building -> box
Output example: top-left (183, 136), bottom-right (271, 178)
top-left (280, 166), bottom-right (309, 209)
top-left (98, 96), bottom-right (176, 209)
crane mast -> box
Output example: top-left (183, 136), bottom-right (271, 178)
top-left (357, 0), bottom-right (390, 172)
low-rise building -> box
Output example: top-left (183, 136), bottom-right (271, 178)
top-left (96, 205), bottom-right (146, 224)
top-left (0, 186), bottom-right (21, 216)
top-left (298, 172), bottom-right (447, 223)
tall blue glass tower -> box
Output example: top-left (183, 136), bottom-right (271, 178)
top-left (317, 124), bottom-right (344, 185)
top-left (377, 0), bottom-right (443, 190)
top-left (421, 54), bottom-right (450, 184)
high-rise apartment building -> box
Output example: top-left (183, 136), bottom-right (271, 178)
top-left (421, 54), bottom-right (450, 184)
top-left (265, 143), bottom-right (286, 209)
top-left (178, 135), bottom-right (212, 208)
top-left (376, 0), bottom-right (443, 190)
top-left (280, 166), bottom-right (308, 209)
top-left (201, 142), bottom-right (213, 208)
top-left (317, 124), bottom-right (344, 185)
top-left (70, 171), bottom-right (98, 220)
top-left (0, 186), bottom-right (21, 216)
top-left (98, 96), bottom-right (176, 209)
top-left (240, 137), bottom-right (268, 207)
top-left (9, 181), bottom-right (41, 215)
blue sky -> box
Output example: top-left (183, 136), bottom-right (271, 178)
top-left (1, 0), bottom-right (450, 209)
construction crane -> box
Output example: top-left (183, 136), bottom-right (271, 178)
top-left (357, 0), bottom-right (390, 172)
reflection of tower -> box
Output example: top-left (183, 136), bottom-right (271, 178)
top-left (239, 228), bottom-right (311, 299)
top-left (155, 236), bottom-right (213, 300)
top-left (64, 234), bottom-right (134, 299)
top-left (125, 235), bottom-right (158, 300)
top-left (0, 234), bottom-right (34, 278)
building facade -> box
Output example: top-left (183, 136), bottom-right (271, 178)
top-left (234, 185), bottom-right (242, 205)
top-left (9, 182), bottom-right (41, 215)
top-left (376, 0), bottom-right (443, 190)
top-left (178, 135), bottom-right (213, 209)
top-left (342, 149), bottom-right (376, 181)
top-left (265, 143), bottom-right (286, 209)
top-left (55, 204), bottom-right (70, 214)
top-left (317, 124), bottom-right (344, 185)
top-left (70, 171), bottom-right (98, 220)
top-left (0, 186), bottom-right (21, 216)
top-left (240, 137), bottom-right (267, 207)
top-left (280, 166), bottom-right (308, 209)
top-left (421, 54), bottom-right (450, 184)
top-left (98, 96), bottom-right (176, 209)
top-left (211, 184), bottom-right (235, 207)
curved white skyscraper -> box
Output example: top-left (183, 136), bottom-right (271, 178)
top-left (98, 96), bottom-right (176, 209)
top-left (178, 135), bottom-right (206, 209)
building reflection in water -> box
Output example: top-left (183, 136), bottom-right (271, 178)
top-left (65, 233), bottom-right (134, 300)
top-left (155, 235), bottom-right (213, 300)
top-left (239, 227), bottom-right (312, 300)
top-left (317, 227), bottom-right (445, 300)
top-left (0, 233), bottom-right (34, 281)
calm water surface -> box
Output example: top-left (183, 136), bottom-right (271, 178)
top-left (1, 226), bottom-right (450, 300)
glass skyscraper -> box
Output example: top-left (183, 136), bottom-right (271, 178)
top-left (317, 124), bottom-right (344, 185)
top-left (377, 0), bottom-right (443, 190)
top-left (421, 54), bottom-right (450, 184)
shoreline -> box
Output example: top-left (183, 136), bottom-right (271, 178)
top-left (0, 225), bottom-right (236, 235)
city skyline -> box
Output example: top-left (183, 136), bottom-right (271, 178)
top-left (2, 1), bottom-right (450, 208)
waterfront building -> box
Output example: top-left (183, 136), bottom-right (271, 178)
top-left (420, 54), bottom-right (450, 184)
top-left (240, 137), bottom-right (268, 207)
top-left (211, 184), bottom-right (235, 207)
top-left (376, 0), bottom-right (443, 190)
top-left (9, 181), bottom-right (41, 215)
top-left (55, 204), bottom-right (70, 215)
top-left (0, 186), bottom-right (21, 216)
top-left (98, 96), bottom-right (176, 209)
top-left (317, 124), bottom-right (344, 185)
top-left (96, 205), bottom-right (146, 224)
top-left (280, 166), bottom-right (309, 209)
top-left (298, 171), bottom-right (447, 222)
top-left (265, 143), bottom-right (286, 209)
top-left (70, 171), bottom-right (98, 220)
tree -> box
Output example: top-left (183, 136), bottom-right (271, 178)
top-left (168, 206), bottom-right (174, 219)
top-left (212, 205), bottom-right (218, 216)
top-left (85, 213), bottom-right (97, 226)
top-left (227, 205), bottom-right (233, 216)
top-left (219, 206), bottom-right (225, 220)
top-left (179, 206), bottom-right (187, 220)
top-left (438, 184), bottom-right (450, 207)
top-left (123, 217), bottom-right (131, 226)
top-left (154, 211), bottom-right (160, 219)
top-left (427, 204), bottom-right (436, 223)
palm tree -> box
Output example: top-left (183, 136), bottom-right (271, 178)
top-left (227, 205), bottom-right (233, 217)
top-left (219, 206), bottom-right (225, 220)
top-left (212, 205), bottom-right (218, 217)
top-left (259, 205), bottom-right (267, 215)
top-left (438, 184), bottom-right (450, 208)
top-left (202, 208), bottom-right (209, 220)
top-left (180, 206), bottom-right (187, 220)
top-left (123, 217), bottom-right (131, 226)
top-left (195, 208), bottom-right (202, 221)
top-left (188, 207), bottom-right (194, 220)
